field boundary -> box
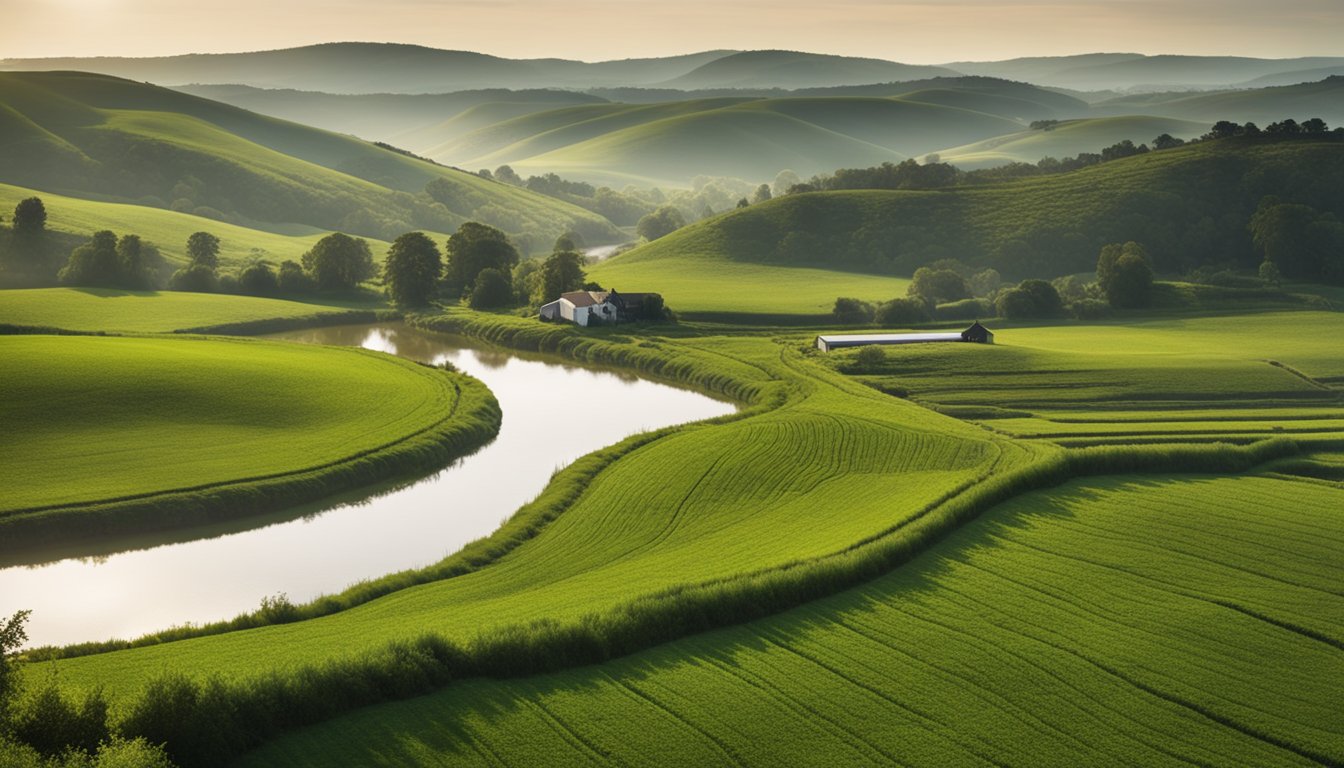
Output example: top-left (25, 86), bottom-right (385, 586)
top-left (0, 343), bottom-right (503, 562)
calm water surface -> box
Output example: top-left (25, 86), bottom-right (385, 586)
top-left (1, 323), bottom-right (734, 647)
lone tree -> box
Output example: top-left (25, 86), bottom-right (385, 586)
top-left (382, 231), bottom-right (443, 308)
top-left (302, 232), bottom-right (375, 291)
top-left (468, 267), bottom-right (513, 309)
top-left (540, 249), bottom-right (586, 302)
top-left (186, 231), bottom-right (220, 269)
top-left (1097, 241), bottom-right (1154, 308)
top-left (636, 206), bottom-right (686, 242)
top-left (115, 234), bottom-right (160, 290)
top-left (442, 222), bottom-right (519, 299)
top-left (12, 198), bottom-right (46, 237)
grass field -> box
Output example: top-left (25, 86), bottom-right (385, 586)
top-left (934, 115), bottom-right (1206, 168)
top-left (0, 333), bottom-right (498, 545)
top-left (237, 472), bottom-right (1344, 767)
top-left (0, 287), bottom-right (381, 333)
top-left (587, 256), bottom-right (911, 319)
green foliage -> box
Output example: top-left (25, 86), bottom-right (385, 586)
top-left (12, 198), bottom-right (46, 236)
top-left (907, 267), bottom-right (970, 303)
top-left (876, 296), bottom-right (932, 325)
top-left (1249, 200), bottom-right (1344, 283)
top-left (635, 206), bottom-right (685, 242)
top-left (381, 232), bottom-right (443, 308)
top-left (1, 609), bottom-right (31, 727)
top-left (995, 279), bottom-right (1063, 318)
top-left (301, 233), bottom-right (375, 291)
top-left (59, 231), bottom-right (156, 290)
top-left (1097, 241), bottom-right (1155, 307)
top-left (185, 232), bottom-right (220, 269)
top-left (442, 222), bottom-right (519, 298)
top-left (11, 682), bottom-right (109, 758)
top-left (167, 263), bottom-right (218, 293)
top-left (236, 261), bottom-right (278, 296)
top-left (1258, 259), bottom-right (1282, 286)
top-left (275, 260), bottom-right (312, 294)
top-left (539, 251), bottom-right (586, 303)
top-left (467, 268), bottom-right (513, 309)
top-left (831, 296), bottom-right (873, 324)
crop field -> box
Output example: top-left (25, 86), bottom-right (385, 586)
top-left (0, 287), bottom-right (379, 333)
top-left (37, 333), bottom-right (1030, 700)
top-left (826, 311), bottom-right (1344, 446)
top-left (587, 256), bottom-right (911, 319)
top-left (238, 472), bottom-right (1344, 767)
top-left (0, 334), bottom-right (467, 516)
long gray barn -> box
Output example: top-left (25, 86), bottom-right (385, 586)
top-left (816, 322), bottom-right (994, 352)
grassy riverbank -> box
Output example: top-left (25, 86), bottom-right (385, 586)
top-left (0, 333), bottom-right (501, 554)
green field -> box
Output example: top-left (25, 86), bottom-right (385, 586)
top-left (588, 137), bottom-right (1344, 293)
top-left (935, 115), bottom-right (1207, 168)
top-left (588, 256), bottom-right (910, 319)
top-left (0, 287), bottom-right (379, 333)
top-left (239, 473), bottom-right (1344, 767)
top-left (0, 335), bottom-right (484, 516)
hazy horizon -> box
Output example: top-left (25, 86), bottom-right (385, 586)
top-left (1, 0), bottom-right (1340, 63)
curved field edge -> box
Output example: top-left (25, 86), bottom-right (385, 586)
top-left (0, 336), bottom-right (503, 558)
top-left (237, 473), bottom-right (1344, 768)
top-left (37, 307), bottom-right (1310, 766)
top-left (100, 439), bottom-right (1303, 768)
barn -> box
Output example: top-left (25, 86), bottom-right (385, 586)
top-left (816, 322), bottom-right (995, 352)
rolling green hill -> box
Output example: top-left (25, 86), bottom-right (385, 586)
top-left (591, 137), bottom-right (1344, 299)
top-left (0, 71), bottom-right (622, 251)
top-left (949, 53), bottom-right (1344, 90)
top-left (435, 96), bottom-right (1025, 185)
top-left (659, 49), bottom-right (957, 89)
top-left (1091, 76), bottom-right (1344, 127)
top-left (934, 115), bottom-right (1208, 168)
top-left (175, 84), bottom-right (608, 146)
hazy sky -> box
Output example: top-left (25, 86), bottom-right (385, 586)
top-left (1, 0), bottom-right (1340, 61)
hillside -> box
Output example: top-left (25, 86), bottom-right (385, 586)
top-left (935, 115), bottom-right (1208, 168)
top-left (1091, 76), bottom-right (1344, 126)
top-left (434, 96), bottom-right (1025, 185)
top-left (592, 137), bottom-right (1344, 295)
top-left (949, 53), bottom-right (1344, 90)
top-left (0, 71), bottom-right (621, 251)
top-left (660, 50), bottom-right (957, 89)
top-left (175, 84), bottom-right (608, 145)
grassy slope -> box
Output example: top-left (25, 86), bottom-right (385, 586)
top-left (0, 182), bottom-right (360, 269)
top-left (935, 115), bottom-right (1208, 168)
top-left (0, 71), bottom-right (620, 249)
top-left (0, 288), bottom-right (379, 333)
top-left (588, 253), bottom-right (911, 319)
top-left (239, 473), bottom-right (1344, 767)
top-left (437, 97), bottom-right (1023, 186)
top-left (1091, 75), bottom-right (1344, 125)
top-left (589, 138), bottom-right (1344, 302)
top-left (0, 335), bottom-right (459, 512)
top-left (40, 333), bottom-right (1025, 697)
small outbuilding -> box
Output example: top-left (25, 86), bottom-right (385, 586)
top-left (538, 289), bottom-right (664, 326)
top-left (816, 321), bottom-right (995, 352)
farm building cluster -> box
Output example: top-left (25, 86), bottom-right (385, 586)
top-left (539, 289), bottom-right (663, 326)
top-left (816, 322), bottom-right (994, 352)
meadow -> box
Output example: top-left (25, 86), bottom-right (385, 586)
top-left (238, 472), bottom-right (1344, 767)
top-left (0, 332), bottom-right (500, 550)
top-left (0, 287), bottom-right (381, 333)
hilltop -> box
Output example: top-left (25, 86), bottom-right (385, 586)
top-left (934, 115), bottom-right (1208, 168)
top-left (658, 50), bottom-right (956, 89)
top-left (1091, 76), bottom-right (1344, 126)
top-left (0, 71), bottom-right (621, 251)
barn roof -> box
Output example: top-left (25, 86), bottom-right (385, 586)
top-left (817, 333), bottom-right (964, 346)
top-left (560, 290), bottom-right (610, 308)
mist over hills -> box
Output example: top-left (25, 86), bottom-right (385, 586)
top-left (5, 44), bottom-right (1342, 94)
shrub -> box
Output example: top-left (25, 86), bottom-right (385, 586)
top-left (167, 263), bottom-right (218, 293)
top-left (854, 345), bottom-right (886, 369)
top-left (237, 261), bottom-right (278, 296)
top-left (1069, 298), bottom-right (1112, 320)
top-left (934, 298), bottom-right (993, 321)
top-left (468, 268), bottom-right (513, 309)
top-left (276, 260), bottom-right (312, 294)
top-left (908, 267), bottom-right (970, 303)
top-left (996, 279), bottom-right (1063, 318)
top-left (875, 296), bottom-right (931, 325)
top-left (832, 297), bottom-right (874, 325)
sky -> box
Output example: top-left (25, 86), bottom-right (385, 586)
top-left (1, 0), bottom-right (1340, 62)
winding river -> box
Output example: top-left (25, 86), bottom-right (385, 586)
top-left (1, 323), bottom-right (735, 648)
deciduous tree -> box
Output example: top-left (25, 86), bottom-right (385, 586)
top-left (382, 231), bottom-right (442, 308)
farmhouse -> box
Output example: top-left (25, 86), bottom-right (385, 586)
top-left (816, 321), bottom-right (995, 352)
top-left (539, 289), bottom-right (662, 326)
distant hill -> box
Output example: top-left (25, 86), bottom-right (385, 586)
top-left (1090, 77), bottom-right (1344, 126)
top-left (658, 50), bottom-right (957, 89)
top-left (1236, 67), bottom-right (1344, 88)
top-left (175, 85), bottom-right (609, 145)
top-left (935, 116), bottom-right (1208, 169)
top-left (429, 96), bottom-right (1025, 185)
top-left (594, 138), bottom-right (1344, 290)
top-left (0, 71), bottom-right (621, 251)
top-left (947, 54), bottom-right (1344, 91)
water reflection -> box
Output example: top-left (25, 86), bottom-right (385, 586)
top-left (0, 323), bottom-right (735, 648)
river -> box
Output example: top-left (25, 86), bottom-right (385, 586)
top-left (0, 323), bottom-right (734, 648)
